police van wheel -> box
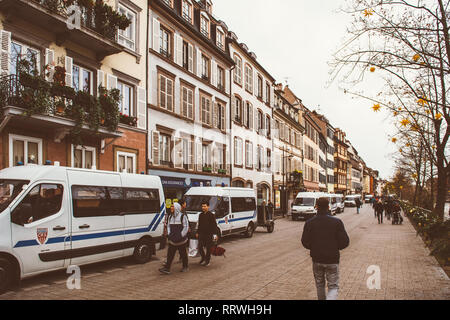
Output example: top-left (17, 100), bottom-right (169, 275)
top-left (0, 258), bottom-right (13, 294)
top-left (245, 223), bottom-right (255, 238)
top-left (267, 222), bottom-right (274, 233)
top-left (133, 241), bottom-right (152, 264)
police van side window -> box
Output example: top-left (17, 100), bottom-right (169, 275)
top-left (72, 186), bottom-right (123, 218)
top-left (123, 188), bottom-right (160, 214)
top-left (11, 184), bottom-right (64, 225)
top-left (231, 197), bottom-right (256, 213)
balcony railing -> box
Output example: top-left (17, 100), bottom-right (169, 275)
top-left (0, 74), bottom-right (121, 139)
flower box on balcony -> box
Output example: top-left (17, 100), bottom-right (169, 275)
top-left (202, 166), bottom-right (212, 173)
top-left (218, 168), bottom-right (227, 175)
top-left (119, 113), bottom-right (137, 127)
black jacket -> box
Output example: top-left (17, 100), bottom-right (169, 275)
top-left (374, 202), bottom-right (384, 214)
top-left (197, 211), bottom-right (219, 237)
top-left (301, 212), bottom-right (350, 264)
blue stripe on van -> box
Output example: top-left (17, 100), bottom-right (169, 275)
top-left (218, 214), bottom-right (255, 224)
top-left (13, 203), bottom-right (166, 249)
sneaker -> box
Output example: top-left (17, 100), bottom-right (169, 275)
top-left (199, 259), bottom-right (205, 265)
top-left (159, 267), bottom-right (171, 275)
top-left (203, 261), bottom-right (210, 267)
top-left (180, 267), bottom-right (189, 273)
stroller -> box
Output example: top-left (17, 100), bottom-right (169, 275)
top-left (392, 202), bottom-right (403, 225)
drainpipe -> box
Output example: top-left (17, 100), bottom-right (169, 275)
top-left (228, 64), bottom-right (235, 187)
top-left (145, 4), bottom-right (150, 175)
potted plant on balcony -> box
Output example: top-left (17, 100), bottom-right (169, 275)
top-left (98, 85), bottom-right (120, 132)
top-left (202, 166), bottom-right (213, 173)
top-left (119, 113), bottom-right (137, 127)
top-left (218, 168), bottom-right (227, 175)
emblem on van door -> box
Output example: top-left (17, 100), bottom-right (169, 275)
top-left (37, 228), bottom-right (49, 245)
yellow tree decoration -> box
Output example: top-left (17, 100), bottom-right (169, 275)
top-left (401, 118), bottom-right (411, 127)
top-left (372, 104), bottom-right (381, 111)
top-left (363, 9), bottom-right (374, 16)
top-left (412, 54), bottom-right (421, 62)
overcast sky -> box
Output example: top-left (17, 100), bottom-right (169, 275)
top-left (213, 0), bottom-right (398, 180)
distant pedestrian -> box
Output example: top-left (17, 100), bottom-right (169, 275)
top-left (374, 200), bottom-right (384, 224)
top-left (301, 197), bottom-right (350, 300)
top-left (384, 199), bottom-right (393, 220)
top-left (355, 197), bottom-right (362, 214)
top-left (196, 201), bottom-right (220, 267)
top-left (159, 203), bottom-right (189, 275)
top-left (267, 200), bottom-right (274, 221)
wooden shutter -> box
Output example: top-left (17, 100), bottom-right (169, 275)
top-left (174, 137), bottom-right (183, 169)
top-left (153, 18), bottom-right (160, 52)
top-left (0, 30), bottom-right (11, 76)
top-left (106, 74), bottom-right (118, 90)
top-left (211, 59), bottom-right (217, 87)
top-left (249, 104), bottom-right (253, 130)
top-left (188, 43), bottom-right (194, 73)
top-left (97, 69), bottom-right (105, 93)
top-left (213, 101), bottom-right (218, 128)
top-left (196, 48), bottom-right (202, 77)
top-left (175, 34), bottom-right (183, 66)
top-left (137, 86), bottom-right (147, 130)
top-left (188, 140), bottom-right (194, 171)
top-left (213, 146), bottom-right (218, 173)
top-left (196, 142), bottom-right (203, 171)
top-left (45, 49), bottom-right (55, 81)
top-left (225, 68), bottom-right (230, 94)
top-left (152, 131), bottom-right (160, 166)
top-left (65, 56), bottom-right (73, 87)
top-left (221, 104), bottom-right (226, 131)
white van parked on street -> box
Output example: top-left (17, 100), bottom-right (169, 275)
top-left (0, 164), bottom-right (165, 292)
top-left (184, 187), bottom-right (257, 239)
top-left (291, 192), bottom-right (328, 220)
top-left (335, 194), bottom-right (345, 213)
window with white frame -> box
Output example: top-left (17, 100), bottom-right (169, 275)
top-left (159, 73), bottom-right (174, 111)
top-left (216, 29), bottom-right (224, 50)
top-left (117, 151), bottom-right (136, 173)
top-left (10, 41), bottom-right (40, 76)
top-left (72, 64), bottom-right (93, 94)
top-left (200, 15), bottom-right (209, 37)
top-left (234, 137), bottom-right (243, 166)
top-left (201, 54), bottom-right (209, 80)
top-left (217, 66), bottom-right (224, 90)
top-left (245, 64), bottom-right (253, 93)
top-left (245, 141), bottom-right (253, 168)
top-left (118, 4), bottom-right (136, 50)
top-left (9, 134), bottom-right (42, 167)
top-left (182, 0), bottom-right (193, 23)
top-left (118, 81), bottom-right (133, 116)
top-left (181, 85), bottom-right (194, 119)
top-left (182, 138), bottom-right (193, 169)
top-left (202, 144), bottom-right (211, 167)
top-left (72, 145), bottom-right (96, 169)
top-left (234, 96), bottom-right (242, 123)
top-left (233, 54), bottom-right (242, 84)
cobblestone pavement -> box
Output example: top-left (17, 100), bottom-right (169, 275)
top-left (1, 204), bottom-right (449, 300)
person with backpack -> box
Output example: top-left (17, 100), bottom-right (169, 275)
top-left (159, 202), bottom-right (189, 275)
top-left (301, 197), bottom-right (350, 300)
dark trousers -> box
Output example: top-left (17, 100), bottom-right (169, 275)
top-left (198, 235), bottom-right (213, 263)
top-left (166, 243), bottom-right (188, 269)
top-left (377, 212), bottom-right (383, 224)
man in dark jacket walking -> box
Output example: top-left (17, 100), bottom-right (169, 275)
top-left (195, 201), bottom-right (219, 267)
top-left (301, 197), bottom-right (350, 300)
top-left (374, 199), bottom-right (384, 224)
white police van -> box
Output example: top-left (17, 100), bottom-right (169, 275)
top-left (291, 192), bottom-right (328, 220)
top-left (0, 164), bottom-right (165, 292)
top-left (184, 187), bottom-right (257, 239)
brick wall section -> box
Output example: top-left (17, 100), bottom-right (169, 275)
top-left (99, 127), bottom-right (147, 173)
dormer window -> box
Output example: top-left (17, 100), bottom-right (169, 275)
top-left (182, 0), bottom-right (192, 23)
top-left (162, 0), bottom-right (173, 8)
top-left (216, 29), bottom-right (224, 50)
top-left (200, 15), bottom-right (210, 38)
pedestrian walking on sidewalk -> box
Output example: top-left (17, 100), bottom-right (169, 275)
top-left (374, 199), bottom-right (384, 224)
top-left (196, 201), bottom-right (220, 267)
top-left (159, 202), bottom-right (189, 275)
top-left (267, 200), bottom-right (274, 221)
top-left (355, 197), bottom-right (362, 214)
top-left (301, 197), bottom-right (350, 300)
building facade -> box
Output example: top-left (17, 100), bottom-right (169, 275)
top-left (147, 0), bottom-right (234, 203)
top-left (272, 84), bottom-right (304, 214)
top-left (0, 0), bottom-right (148, 173)
top-left (228, 31), bottom-right (274, 205)
top-left (334, 128), bottom-right (348, 194)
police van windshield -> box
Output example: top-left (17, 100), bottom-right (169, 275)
top-left (0, 179), bottom-right (30, 213)
top-left (293, 197), bottom-right (315, 207)
top-left (185, 196), bottom-right (222, 212)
